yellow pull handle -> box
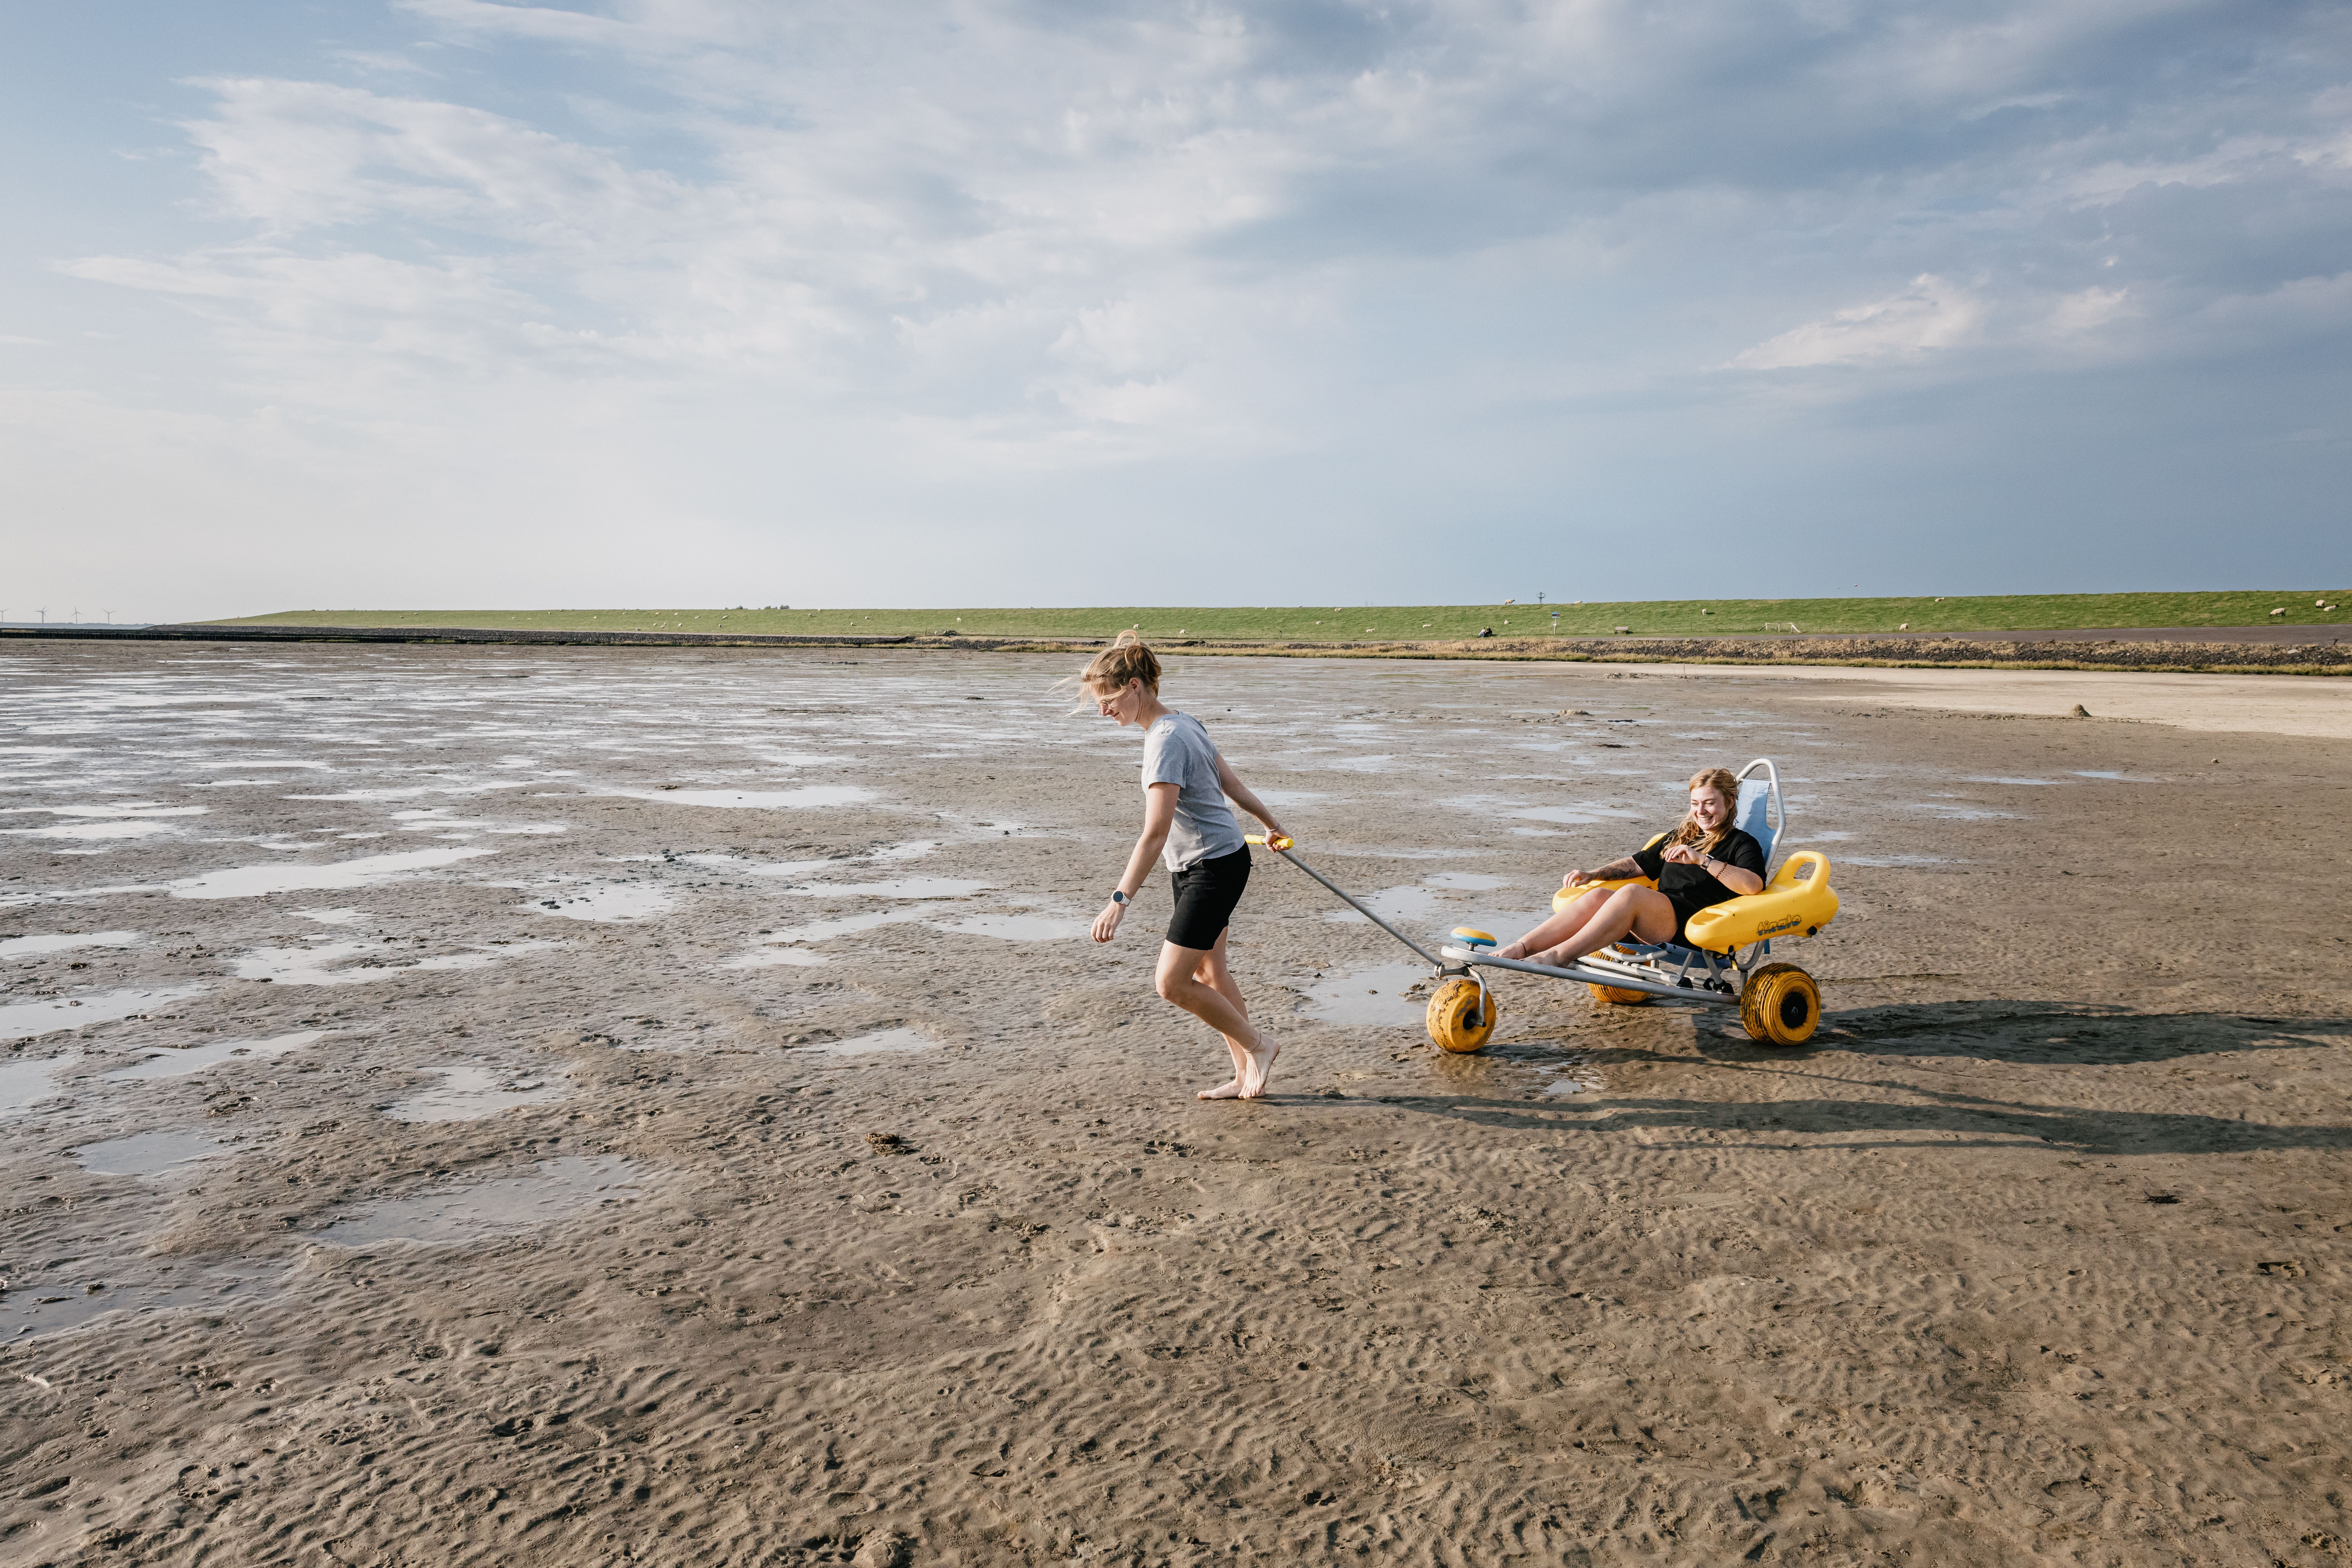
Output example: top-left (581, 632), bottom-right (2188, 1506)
top-left (1245, 833), bottom-right (1295, 852)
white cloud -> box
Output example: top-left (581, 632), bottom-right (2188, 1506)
top-left (1731, 275), bottom-right (1984, 370)
top-left (11, 0), bottom-right (2352, 614)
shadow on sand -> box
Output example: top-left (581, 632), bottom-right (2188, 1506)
top-left (1328, 1005), bottom-right (2352, 1157)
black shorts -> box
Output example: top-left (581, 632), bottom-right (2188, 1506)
top-left (1166, 846), bottom-right (1251, 950)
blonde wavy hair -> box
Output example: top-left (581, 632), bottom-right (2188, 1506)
top-left (1666, 767), bottom-right (1741, 853)
top-left (1076, 629), bottom-right (1161, 697)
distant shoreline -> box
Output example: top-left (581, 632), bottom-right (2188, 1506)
top-left (6, 620), bottom-right (2348, 675)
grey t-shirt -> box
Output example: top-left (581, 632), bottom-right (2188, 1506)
top-left (1141, 711), bottom-right (1247, 872)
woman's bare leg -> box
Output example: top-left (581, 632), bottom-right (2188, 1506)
top-left (1498, 886), bottom-right (1614, 961)
top-left (1531, 886), bottom-right (1679, 965)
top-left (1158, 929), bottom-right (1275, 1099)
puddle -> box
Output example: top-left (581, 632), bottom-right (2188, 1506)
top-left (0, 931), bottom-right (144, 960)
top-left (0, 1052), bottom-right (81, 1116)
top-left (3, 820), bottom-right (185, 841)
top-left (719, 905), bottom-right (958, 967)
top-left (229, 939), bottom-right (558, 986)
top-left (391, 808), bottom-right (567, 835)
top-left (1422, 872), bottom-right (1506, 891)
top-left (3, 1264), bottom-right (278, 1341)
top-left (614, 786), bottom-right (876, 810)
top-left (804, 1028), bottom-right (940, 1058)
top-left (294, 908), bottom-right (364, 925)
top-left (3, 803), bottom-right (210, 818)
top-left (1905, 803), bottom-right (2018, 820)
top-left (935, 914), bottom-right (1089, 942)
top-left (103, 1030), bottom-right (328, 1081)
top-left (317, 1156), bottom-right (644, 1247)
top-left (716, 946), bottom-right (831, 969)
top-left (0, 985), bottom-right (208, 1042)
top-left (287, 782), bottom-right (536, 801)
top-left (169, 846), bottom-right (498, 899)
top-left (1542, 1070), bottom-right (1603, 1097)
top-left (523, 884), bottom-right (676, 922)
top-left (386, 1060), bottom-right (567, 1122)
top-left (780, 877), bottom-right (992, 899)
top-left (2074, 771), bottom-right (2164, 782)
top-left (675, 853), bottom-right (837, 878)
top-left (74, 1129), bottom-right (227, 1177)
top-left (1299, 963), bottom-right (1438, 1027)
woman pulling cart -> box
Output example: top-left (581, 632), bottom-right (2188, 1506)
top-left (1082, 634), bottom-right (1292, 1099)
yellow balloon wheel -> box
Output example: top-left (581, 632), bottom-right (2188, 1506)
top-left (1740, 962), bottom-right (1821, 1046)
top-left (1426, 976), bottom-right (1497, 1054)
top-left (1586, 982), bottom-right (1652, 1006)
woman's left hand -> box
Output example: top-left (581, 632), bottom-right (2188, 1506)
top-left (1091, 900), bottom-right (1125, 944)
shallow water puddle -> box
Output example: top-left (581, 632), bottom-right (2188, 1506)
top-left (231, 938), bottom-right (559, 986)
top-left (934, 913), bottom-right (1088, 941)
top-left (0, 1052), bottom-right (82, 1116)
top-left (779, 876), bottom-right (992, 899)
top-left (610, 786), bottom-right (876, 810)
top-left (169, 845), bottom-right (498, 899)
top-left (805, 1028), bottom-right (939, 1058)
top-left (74, 1129), bottom-right (227, 1177)
top-left (386, 1060), bottom-right (567, 1122)
top-left (2, 820), bottom-right (185, 841)
top-left (1300, 963), bottom-right (1437, 1027)
top-left (103, 1030), bottom-right (328, 1081)
top-left (3, 803), bottom-right (210, 818)
top-left (0, 984), bottom-right (208, 1042)
top-left (719, 904), bottom-right (960, 967)
top-left (1542, 1068), bottom-right (1604, 1097)
top-left (523, 883), bottom-right (676, 922)
top-left (391, 807), bottom-right (567, 835)
top-left (317, 1156), bottom-right (643, 1247)
top-left (0, 930), bottom-right (144, 959)
top-left (1906, 801), bottom-right (2018, 820)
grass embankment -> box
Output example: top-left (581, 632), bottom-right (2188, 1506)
top-left (212, 592), bottom-right (2349, 641)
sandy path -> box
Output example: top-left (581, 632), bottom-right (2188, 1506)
top-left (1, 642), bottom-right (2348, 1567)
top-left (1597, 661), bottom-right (2352, 739)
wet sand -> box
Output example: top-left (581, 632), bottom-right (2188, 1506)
top-left (2, 642), bottom-right (2348, 1567)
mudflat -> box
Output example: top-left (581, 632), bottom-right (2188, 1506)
top-left (2, 641), bottom-right (2347, 1567)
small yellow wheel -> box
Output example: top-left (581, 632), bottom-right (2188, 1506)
top-left (1740, 963), bottom-right (1821, 1046)
top-left (1586, 982), bottom-right (1652, 1006)
top-left (1426, 976), bottom-right (1497, 1054)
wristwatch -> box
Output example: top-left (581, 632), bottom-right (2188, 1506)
top-left (1110, 890), bottom-right (1129, 906)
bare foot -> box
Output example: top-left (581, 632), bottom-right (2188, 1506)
top-left (1238, 1035), bottom-right (1281, 1098)
top-left (1197, 1076), bottom-right (1245, 1100)
top-left (1496, 941), bottom-right (1528, 961)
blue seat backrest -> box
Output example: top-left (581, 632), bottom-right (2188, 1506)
top-left (1736, 778), bottom-right (1776, 868)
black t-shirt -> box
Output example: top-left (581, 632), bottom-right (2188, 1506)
top-left (1632, 826), bottom-right (1767, 933)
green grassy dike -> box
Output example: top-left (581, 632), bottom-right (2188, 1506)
top-left (213, 590), bottom-right (2347, 642)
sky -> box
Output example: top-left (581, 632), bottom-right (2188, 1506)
top-left (4, 0), bottom-right (2349, 620)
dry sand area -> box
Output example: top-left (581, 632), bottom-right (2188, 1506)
top-left (2, 641), bottom-right (2348, 1568)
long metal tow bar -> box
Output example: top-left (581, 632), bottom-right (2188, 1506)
top-left (1245, 834), bottom-right (1448, 968)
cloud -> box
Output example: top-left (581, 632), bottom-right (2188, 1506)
top-left (14, 0), bottom-right (2352, 613)
top-left (1732, 275), bottom-right (1986, 370)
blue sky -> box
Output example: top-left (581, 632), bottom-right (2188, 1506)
top-left (5, 0), bottom-right (2349, 619)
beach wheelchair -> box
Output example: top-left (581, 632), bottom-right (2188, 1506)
top-left (1423, 758), bottom-right (1838, 1051)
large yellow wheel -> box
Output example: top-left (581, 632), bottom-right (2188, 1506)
top-left (1586, 982), bottom-right (1652, 1006)
top-left (1740, 963), bottom-right (1821, 1046)
top-left (1426, 976), bottom-right (1496, 1054)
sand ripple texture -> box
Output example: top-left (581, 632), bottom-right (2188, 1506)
top-left (1, 640), bottom-right (2349, 1567)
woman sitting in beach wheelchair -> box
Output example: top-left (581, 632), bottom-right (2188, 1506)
top-left (1431, 759), bottom-right (1838, 1049)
